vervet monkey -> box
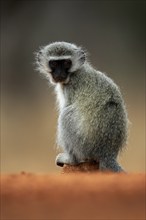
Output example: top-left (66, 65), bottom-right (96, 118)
top-left (35, 41), bottom-right (128, 172)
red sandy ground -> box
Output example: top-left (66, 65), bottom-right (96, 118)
top-left (1, 172), bottom-right (146, 220)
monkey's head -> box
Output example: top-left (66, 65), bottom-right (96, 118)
top-left (35, 42), bottom-right (86, 84)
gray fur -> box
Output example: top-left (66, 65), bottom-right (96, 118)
top-left (36, 41), bottom-right (128, 172)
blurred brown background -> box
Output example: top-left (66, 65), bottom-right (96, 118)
top-left (1, 0), bottom-right (145, 173)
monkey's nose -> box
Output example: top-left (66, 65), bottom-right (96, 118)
top-left (53, 71), bottom-right (68, 82)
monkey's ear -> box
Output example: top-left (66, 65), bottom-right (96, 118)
top-left (35, 50), bottom-right (42, 63)
top-left (34, 49), bottom-right (45, 73)
top-left (78, 49), bottom-right (86, 64)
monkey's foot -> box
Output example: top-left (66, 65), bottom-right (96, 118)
top-left (56, 153), bottom-right (77, 167)
top-left (99, 160), bottom-right (125, 173)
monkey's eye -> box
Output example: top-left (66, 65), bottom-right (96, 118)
top-left (49, 60), bottom-right (58, 69)
top-left (64, 59), bottom-right (72, 69)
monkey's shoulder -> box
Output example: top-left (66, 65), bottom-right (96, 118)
top-left (77, 68), bottom-right (122, 102)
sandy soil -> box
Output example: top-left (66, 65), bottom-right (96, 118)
top-left (1, 172), bottom-right (145, 220)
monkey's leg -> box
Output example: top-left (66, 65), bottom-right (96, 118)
top-left (55, 153), bottom-right (78, 167)
top-left (99, 159), bottom-right (125, 172)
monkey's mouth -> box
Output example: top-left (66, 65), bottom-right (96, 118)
top-left (52, 76), bottom-right (70, 84)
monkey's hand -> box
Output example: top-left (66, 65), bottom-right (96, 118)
top-left (55, 153), bottom-right (72, 167)
top-left (56, 153), bottom-right (79, 167)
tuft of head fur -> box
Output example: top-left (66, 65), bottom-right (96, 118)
top-left (35, 42), bottom-right (87, 82)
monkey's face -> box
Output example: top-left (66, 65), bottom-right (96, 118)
top-left (48, 59), bottom-right (72, 84)
top-left (35, 42), bottom-right (86, 84)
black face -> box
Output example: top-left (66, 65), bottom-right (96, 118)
top-left (49, 59), bottom-right (72, 83)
